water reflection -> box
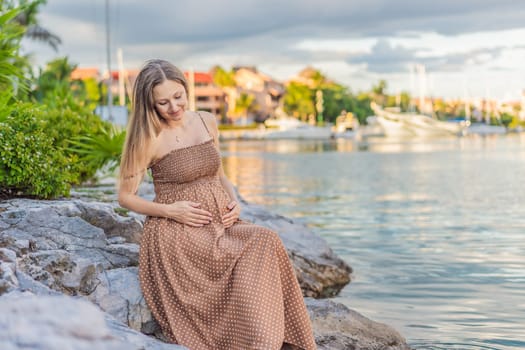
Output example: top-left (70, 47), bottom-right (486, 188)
top-left (220, 135), bottom-right (525, 349)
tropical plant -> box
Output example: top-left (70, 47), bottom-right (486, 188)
top-left (0, 5), bottom-right (28, 96)
top-left (29, 57), bottom-right (99, 111)
top-left (68, 124), bottom-right (126, 174)
top-left (283, 82), bottom-right (314, 121)
top-left (212, 65), bottom-right (236, 87)
top-left (234, 92), bottom-right (256, 117)
top-left (8, 0), bottom-right (61, 51)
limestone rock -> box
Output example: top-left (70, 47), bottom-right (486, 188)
top-left (0, 248), bottom-right (18, 295)
top-left (0, 292), bottom-right (185, 350)
top-left (0, 199), bottom-right (141, 296)
top-left (88, 266), bottom-right (160, 335)
top-left (306, 298), bottom-right (411, 350)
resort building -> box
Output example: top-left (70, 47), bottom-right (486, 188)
top-left (185, 71), bottom-right (226, 121)
top-left (230, 66), bottom-right (285, 123)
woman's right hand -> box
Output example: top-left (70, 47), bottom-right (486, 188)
top-left (164, 201), bottom-right (213, 227)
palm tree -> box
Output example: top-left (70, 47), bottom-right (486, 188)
top-left (5, 0), bottom-right (61, 51)
top-left (0, 5), bottom-right (28, 97)
top-left (234, 93), bottom-right (256, 124)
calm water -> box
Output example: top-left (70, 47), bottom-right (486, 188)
top-left (220, 134), bottom-right (525, 350)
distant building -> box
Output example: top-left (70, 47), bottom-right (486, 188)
top-left (185, 71), bottom-right (226, 120)
top-left (231, 66), bottom-right (285, 123)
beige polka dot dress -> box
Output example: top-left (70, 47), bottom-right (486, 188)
top-left (139, 129), bottom-right (316, 349)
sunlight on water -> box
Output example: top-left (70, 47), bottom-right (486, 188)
top-left (221, 134), bottom-right (525, 349)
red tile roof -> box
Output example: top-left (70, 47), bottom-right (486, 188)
top-left (185, 71), bottom-right (213, 84)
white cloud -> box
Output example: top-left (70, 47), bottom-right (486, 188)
top-left (22, 0), bottom-right (525, 99)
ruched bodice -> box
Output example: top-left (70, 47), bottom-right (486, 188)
top-left (149, 138), bottom-right (219, 185)
top-left (139, 132), bottom-right (316, 350)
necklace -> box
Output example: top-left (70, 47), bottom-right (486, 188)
top-left (175, 135), bottom-right (180, 142)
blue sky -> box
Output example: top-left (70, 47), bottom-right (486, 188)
top-left (23, 0), bottom-right (525, 100)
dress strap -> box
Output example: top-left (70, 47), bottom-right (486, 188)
top-left (197, 111), bottom-right (212, 137)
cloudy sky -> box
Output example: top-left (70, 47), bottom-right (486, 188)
top-left (23, 0), bottom-right (525, 100)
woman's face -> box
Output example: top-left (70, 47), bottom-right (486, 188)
top-left (153, 79), bottom-right (188, 122)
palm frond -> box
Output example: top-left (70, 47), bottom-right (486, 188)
top-left (68, 125), bottom-right (126, 173)
top-left (25, 25), bottom-right (61, 51)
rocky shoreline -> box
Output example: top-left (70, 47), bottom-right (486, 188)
top-left (0, 188), bottom-right (411, 349)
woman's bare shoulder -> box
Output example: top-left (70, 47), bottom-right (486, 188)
top-left (197, 110), bottom-right (218, 129)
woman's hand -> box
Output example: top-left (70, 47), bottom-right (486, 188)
top-left (164, 201), bottom-right (213, 227)
top-left (222, 200), bottom-right (241, 228)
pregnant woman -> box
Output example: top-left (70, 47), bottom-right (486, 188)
top-left (117, 59), bottom-right (316, 350)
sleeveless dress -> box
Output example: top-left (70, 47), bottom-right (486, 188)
top-left (138, 117), bottom-right (317, 350)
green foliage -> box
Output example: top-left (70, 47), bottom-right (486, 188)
top-left (508, 115), bottom-right (525, 129)
top-left (212, 66), bottom-right (236, 87)
top-left (0, 99), bottom-right (112, 198)
top-left (40, 106), bottom-right (111, 181)
top-left (29, 57), bottom-right (100, 112)
top-left (0, 0), bottom-right (112, 199)
top-left (500, 113), bottom-right (514, 128)
top-left (0, 5), bottom-right (28, 95)
top-left (83, 77), bottom-right (101, 109)
top-left (0, 103), bottom-right (76, 199)
top-left (284, 69), bottom-right (379, 125)
top-left (354, 93), bottom-right (374, 125)
top-left (234, 92), bottom-right (256, 116)
top-left (283, 82), bottom-right (315, 120)
top-left (68, 124), bottom-right (126, 174)
top-left (319, 84), bottom-right (356, 123)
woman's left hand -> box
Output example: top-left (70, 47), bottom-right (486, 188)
top-left (222, 200), bottom-right (241, 228)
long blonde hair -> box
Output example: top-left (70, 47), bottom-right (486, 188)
top-left (119, 59), bottom-right (188, 192)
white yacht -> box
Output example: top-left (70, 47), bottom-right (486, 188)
top-left (241, 109), bottom-right (332, 140)
top-left (370, 103), bottom-right (469, 137)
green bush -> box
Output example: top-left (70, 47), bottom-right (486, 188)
top-left (39, 106), bottom-right (110, 182)
top-left (0, 103), bottom-right (76, 199)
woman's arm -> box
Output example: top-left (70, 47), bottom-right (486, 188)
top-left (118, 178), bottom-right (169, 217)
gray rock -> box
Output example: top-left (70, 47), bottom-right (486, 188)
top-left (0, 247), bottom-right (16, 262)
top-left (0, 200), bottom-right (141, 296)
top-left (0, 293), bottom-right (185, 350)
top-left (88, 267), bottom-right (160, 335)
top-left (0, 261), bottom-right (18, 295)
top-left (0, 248), bottom-right (18, 295)
top-left (15, 269), bottom-right (59, 296)
top-left (74, 200), bottom-right (143, 244)
top-left (306, 298), bottom-right (411, 350)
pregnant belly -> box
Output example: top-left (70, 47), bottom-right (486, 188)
top-left (154, 180), bottom-right (232, 222)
